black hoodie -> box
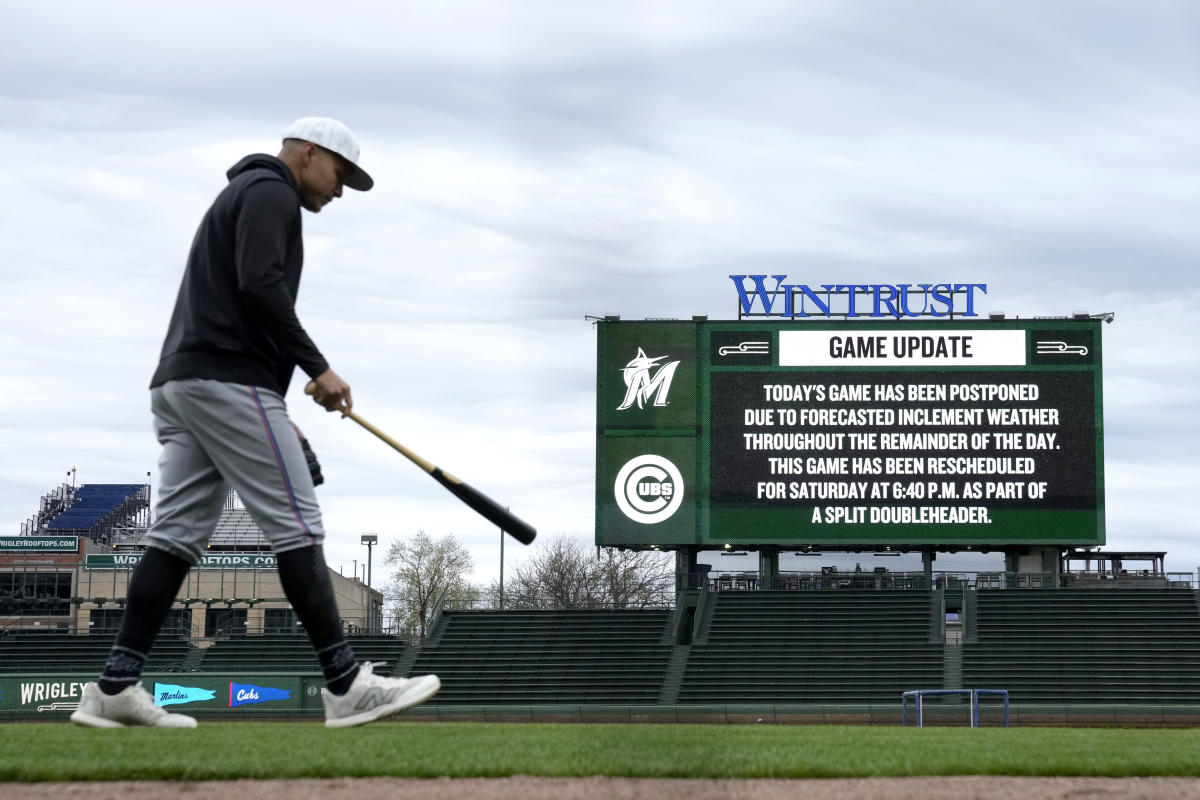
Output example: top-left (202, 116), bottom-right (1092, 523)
top-left (150, 154), bottom-right (329, 396)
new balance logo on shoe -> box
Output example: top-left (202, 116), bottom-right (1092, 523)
top-left (322, 663), bottom-right (439, 728)
top-left (354, 686), bottom-right (402, 711)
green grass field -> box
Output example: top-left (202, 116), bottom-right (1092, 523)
top-left (3, 723), bottom-right (1200, 782)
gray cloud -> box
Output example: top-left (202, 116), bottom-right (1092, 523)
top-left (2, 1), bottom-right (1197, 578)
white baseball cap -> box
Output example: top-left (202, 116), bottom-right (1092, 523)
top-left (282, 117), bottom-right (374, 191)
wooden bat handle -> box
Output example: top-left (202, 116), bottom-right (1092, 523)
top-left (346, 412), bottom-right (441, 476)
top-left (304, 381), bottom-right (535, 544)
top-left (305, 381), bottom-right (443, 477)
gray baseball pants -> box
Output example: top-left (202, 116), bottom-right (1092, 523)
top-left (144, 378), bottom-right (324, 564)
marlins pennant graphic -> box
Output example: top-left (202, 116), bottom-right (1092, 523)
top-left (617, 348), bottom-right (681, 410)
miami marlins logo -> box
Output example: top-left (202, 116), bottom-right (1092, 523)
top-left (617, 348), bottom-right (681, 410)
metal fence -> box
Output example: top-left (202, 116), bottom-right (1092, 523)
top-left (3, 569), bottom-right (1196, 638)
top-left (686, 570), bottom-right (1198, 592)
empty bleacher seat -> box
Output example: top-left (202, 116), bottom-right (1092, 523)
top-left (0, 628), bottom-right (192, 674)
top-left (209, 507), bottom-right (268, 548)
top-left (678, 590), bottom-right (943, 704)
top-left (192, 632), bottom-right (408, 676)
top-left (46, 484), bottom-right (145, 531)
top-left (408, 609), bottom-right (674, 704)
top-left (962, 588), bottom-right (1200, 704)
top-left (197, 634), bottom-right (321, 673)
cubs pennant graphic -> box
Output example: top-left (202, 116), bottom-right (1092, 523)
top-left (229, 682), bottom-right (291, 707)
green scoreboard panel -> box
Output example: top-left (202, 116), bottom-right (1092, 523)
top-left (595, 319), bottom-right (1104, 549)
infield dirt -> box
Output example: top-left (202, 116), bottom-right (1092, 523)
top-left (6, 776), bottom-right (1200, 799)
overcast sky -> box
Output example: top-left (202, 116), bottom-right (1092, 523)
top-left (2, 1), bottom-right (1198, 585)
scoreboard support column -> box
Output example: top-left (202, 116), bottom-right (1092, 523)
top-left (675, 547), bottom-right (700, 591)
top-left (759, 546), bottom-right (779, 591)
top-left (1005, 547), bottom-right (1064, 587)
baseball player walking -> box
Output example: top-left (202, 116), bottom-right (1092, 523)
top-left (71, 118), bottom-right (439, 728)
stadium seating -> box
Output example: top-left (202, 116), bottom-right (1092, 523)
top-left (408, 609), bottom-right (674, 704)
top-left (194, 632), bottom-right (409, 676)
top-left (347, 634), bottom-right (410, 675)
top-left (677, 590), bottom-right (944, 703)
top-left (45, 484), bottom-right (145, 531)
top-left (197, 632), bottom-right (321, 673)
top-left (0, 628), bottom-right (192, 674)
top-left (209, 507), bottom-right (269, 550)
top-left (962, 588), bottom-right (1200, 704)
top-left (0, 626), bottom-right (407, 677)
top-left (14, 581), bottom-right (1200, 712)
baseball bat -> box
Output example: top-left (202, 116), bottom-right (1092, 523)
top-left (305, 383), bottom-right (536, 545)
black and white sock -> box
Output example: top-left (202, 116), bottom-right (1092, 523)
top-left (276, 545), bottom-right (360, 695)
top-left (98, 646), bottom-right (147, 695)
top-left (317, 640), bottom-right (359, 695)
top-left (97, 547), bottom-right (191, 696)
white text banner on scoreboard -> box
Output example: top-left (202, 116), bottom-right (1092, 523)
top-left (778, 330), bottom-right (1026, 367)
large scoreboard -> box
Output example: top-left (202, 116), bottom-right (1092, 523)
top-left (595, 319), bottom-right (1104, 549)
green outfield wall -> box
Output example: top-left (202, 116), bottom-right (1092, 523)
top-left (0, 673), bottom-right (325, 720)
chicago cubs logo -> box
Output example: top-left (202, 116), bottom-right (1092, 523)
top-left (617, 348), bottom-right (681, 410)
top-left (614, 455), bottom-right (684, 524)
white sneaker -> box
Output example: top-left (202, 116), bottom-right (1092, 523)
top-left (70, 682), bottom-right (198, 728)
top-left (322, 662), bottom-right (440, 728)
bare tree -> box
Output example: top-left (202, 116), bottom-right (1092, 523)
top-left (502, 536), bottom-right (593, 610)
top-left (592, 546), bottom-right (674, 607)
top-left (384, 531), bottom-right (480, 640)
top-left (494, 535), bottom-right (673, 610)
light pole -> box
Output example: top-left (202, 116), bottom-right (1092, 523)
top-left (360, 534), bottom-right (377, 588)
top-left (361, 534), bottom-right (378, 632)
